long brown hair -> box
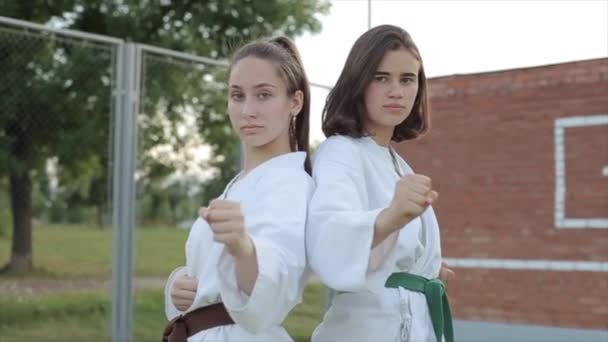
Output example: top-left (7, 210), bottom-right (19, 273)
top-left (323, 25), bottom-right (430, 142)
top-left (229, 36), bottom-right (311, 173)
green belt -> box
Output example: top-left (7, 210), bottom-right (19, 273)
top-left (385, 272), bottom-right (454, 342)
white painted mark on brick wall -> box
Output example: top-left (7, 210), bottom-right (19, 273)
top-left (554, 114), bottom-right (608, 229)
top-left (443, 257), bottom-right (608, 272)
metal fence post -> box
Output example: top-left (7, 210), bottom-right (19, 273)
top-left (111, 42), bottom-right (140, 342)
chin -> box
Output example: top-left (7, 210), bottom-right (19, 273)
top-left (373, 112), bottom-right (408, 126)
top-left (392, 114), bottom-right (411, 126)
top-left (380, 118), bottom-right (407, 128)
top-left (241, 136), bottom-right (270, 148)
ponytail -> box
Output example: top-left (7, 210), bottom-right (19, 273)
top-left (269, 36), bottom-right (311, 174)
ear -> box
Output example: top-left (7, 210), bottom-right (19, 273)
top-left (289, 90), bottom-right (304, 116)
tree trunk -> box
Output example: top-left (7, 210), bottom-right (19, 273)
top-left (96, 204), bottom-right (105, 229)
top-left (3, 119), bottom-right (34, 274)
top-left (6, 169), bottom-right (33, 273)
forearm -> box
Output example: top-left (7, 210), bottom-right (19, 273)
top-left (233, 244), bottom-right (258, 295)
top-left (372, 207), bottom-right (413, 248)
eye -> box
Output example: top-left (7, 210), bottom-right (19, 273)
top-left (257, 92), bottom-right (272, 100)
top-left (229, 92), bottom-right (244, 101)
top-left (373, 75), bottom-right (389, 83)
top-left (401, 77), bottom-right (416, 84)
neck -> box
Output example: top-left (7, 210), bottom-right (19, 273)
top-left (365, 122), bottom-right (393, 147)
top-left (242, 137), bottom-right (292, 175)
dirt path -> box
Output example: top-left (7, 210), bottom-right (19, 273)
top-left (0, 276), bottom-right (166, 296)
top-left (0, 274), bottom-right (322, 296)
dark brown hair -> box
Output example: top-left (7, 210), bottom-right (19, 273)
top-left (229, 36), bottom-right (311, 173)
top-left (322, 25), bottom-right (430, 142)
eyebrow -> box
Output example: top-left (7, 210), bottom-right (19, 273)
top-left (375, 71), bottom-right (417, 78)
top-left (229, 83), bottom-right (277, 90)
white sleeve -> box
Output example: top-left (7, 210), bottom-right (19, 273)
top-left (164, 217), bottom-right (208, 320)
top-left (217, 170), bottom-right (312, 334)
top-left (306, 139), bottom-right (398, 292)
top-left (164, 266), bottom-right (188, 320)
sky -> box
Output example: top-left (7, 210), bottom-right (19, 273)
top-left (295, 0), bottom-right (608, 143)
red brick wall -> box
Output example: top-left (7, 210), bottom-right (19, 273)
top-left (395, 58), bottom-right (608, 329)
top-left (566, 124), bottom-right (608, 218)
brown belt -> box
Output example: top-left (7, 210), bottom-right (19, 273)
top-left (162, 303), bottom-right (235, 342)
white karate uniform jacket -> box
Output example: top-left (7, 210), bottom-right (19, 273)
top-left (165, 152), bottom-right (314, 341)
top-left (307, 136), bottom-right (443, 342)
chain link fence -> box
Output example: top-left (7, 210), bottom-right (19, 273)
top-left (0, 16), bottom-right (124, 340)
top-left (0, 20), bottom-right (116, 233)
top-left (0, 16), bottom-right (239, 341)
top-left (0, 15), bottom-right (336, 342)
top-left (136, 47), bottom-right (232, 231)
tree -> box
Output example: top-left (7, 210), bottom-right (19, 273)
top-left (1, 26), bottom-right (113, 272)
top-left (0, 0), bottom-right (330, 273)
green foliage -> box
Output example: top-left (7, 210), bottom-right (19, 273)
top-left (0, 0), bottom-right (331, 269)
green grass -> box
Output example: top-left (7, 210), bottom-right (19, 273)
top-left (0, 224), bottom-right (324, 341)
top-left (0, 284), bottom-right (323, 342)
top-left (0, 224), bottom-right (188, 278)
top-left (284, 282), bottom-right (325, 341)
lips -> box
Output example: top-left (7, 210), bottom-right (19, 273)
top-left (240, 125), bottom-right (263, 134)
top-left (383, 104), bottom-right (406, 109)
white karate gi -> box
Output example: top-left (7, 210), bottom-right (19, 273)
top-left (307, 136), bottom-right (443, 342)
top-left (164, 152), bottom-right (314, 341)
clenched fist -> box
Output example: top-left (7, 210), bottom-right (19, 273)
top-left (374, 174), bottom-right (438, 246)
top-left (439, 261), bottom-right (456, 286)
top-left (390, 174), bottom-right (438, 221)
top-left (170, 275), bottom-right (197, 311)
top-left (200, 199), bottom-right (254, 258)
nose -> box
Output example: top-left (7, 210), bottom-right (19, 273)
top-left (240, 99), bottom-right (258, 118)
top-left (387, 80), bottom-right (404, 99)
